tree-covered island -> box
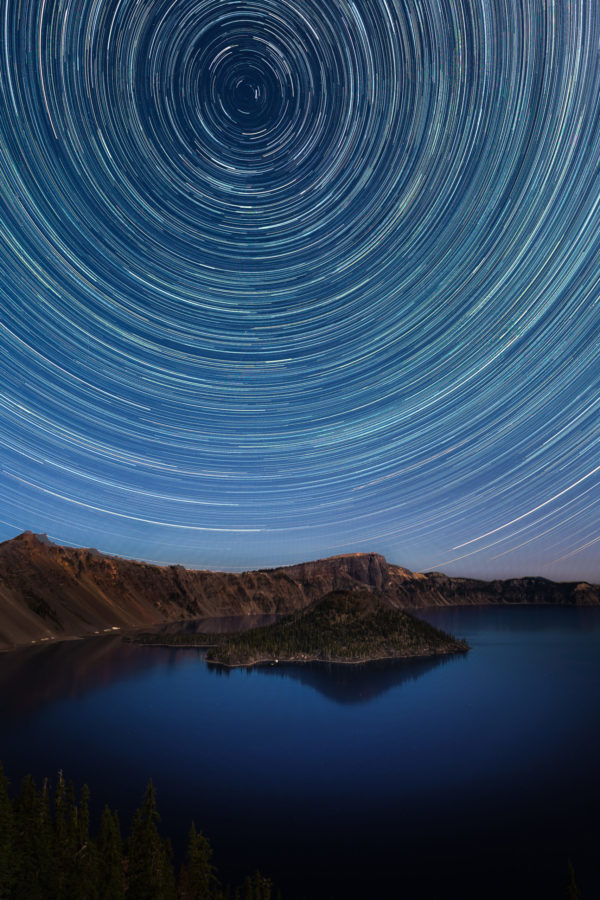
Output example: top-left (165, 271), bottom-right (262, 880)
top-left (205, 591), bottom-right (469, 666)
top-left (129, 591), bottom-right (469, 665)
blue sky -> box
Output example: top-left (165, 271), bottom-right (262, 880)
top-left (2, 0), bottom-right (600, 580)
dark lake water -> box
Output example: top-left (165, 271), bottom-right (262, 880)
top-left (1, 606), bottom-right (599, 899)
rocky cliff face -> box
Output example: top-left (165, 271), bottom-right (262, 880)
top-left (0, 531), bottom-right (598, 650)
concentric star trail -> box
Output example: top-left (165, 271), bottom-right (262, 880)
top-left (1, 0), bottom-right (600, 578)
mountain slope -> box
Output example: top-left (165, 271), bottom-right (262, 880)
top-left (0, 531), bottom-right (598, 650)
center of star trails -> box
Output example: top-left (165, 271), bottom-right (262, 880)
top-left (233, 78), bottom-right (262, 113)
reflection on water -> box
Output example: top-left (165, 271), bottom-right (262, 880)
top-left (210, 653), bottom-right (457, 704)
top-left (1, 606), bottom-right (597, 720)
top-left (0, 615), bottom-right (279, 719)
top-left (0, 621), bottom-right (457, 716)
top-left (0, 636), bottom-right (177, 719)
top-left (0, 607), bottom-right (599, 900)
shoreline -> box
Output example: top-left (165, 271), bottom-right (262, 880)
top-left (124, 639), bottom-right (218, 649)
top-left (0, 602), bottom-right (597, 654)
top-left (206, 645), bottom-right (469, 669)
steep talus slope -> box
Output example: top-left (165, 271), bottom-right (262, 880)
top-left (0, 532), bottom-right (598, 650)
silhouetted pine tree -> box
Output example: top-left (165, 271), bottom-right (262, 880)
top-left (60, 783), bottom-right (98, 900)
top-left (181, 822), bottom-right (221, 899)
top-left (79, 784), bottom-right (100, 898)
top-left (98, 805), bottom-right (125, 899)
top-left (13, 774), bottom-right (56, 899)
top-left (243, 871), bottom-right (273, 900)
top-left (57, 778), bottom-right (81, 899)
top-left (567, 860), bottom-right (580, 900)
top-left (0, 762), bottom-right (281, 900)
top-left (53, 770), bottom-right (67, 882)
top-left (127, 779), bottom-right (176, 899)
top-left (163, 837), bottom-right (177, 899)
top-left (0, 763), bottom-right (16, 897)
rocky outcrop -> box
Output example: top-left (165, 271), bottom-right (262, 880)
top-left (0, 531), bottom-right (598, 650)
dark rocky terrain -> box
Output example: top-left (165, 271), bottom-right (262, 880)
top-left (0, 531), bottom-right (598, 650)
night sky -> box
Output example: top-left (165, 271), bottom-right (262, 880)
top-left (1, 0), bottom-right (600, 579)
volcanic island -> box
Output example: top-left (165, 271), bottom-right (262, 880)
top-left (133, 590), bottom-right (470, 667)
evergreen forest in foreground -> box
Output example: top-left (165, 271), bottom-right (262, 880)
top-left (0, 763), bottom-right (278, 899)
top-left (0, 761), bottom-right (589, 899)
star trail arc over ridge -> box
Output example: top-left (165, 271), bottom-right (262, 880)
top-left (1, 0), bottom-right (600, 577)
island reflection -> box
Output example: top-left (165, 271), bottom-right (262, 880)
top-left (0, 615), bottom-right (464, 716)
top-left (209, 652), bottom-right (459, 704)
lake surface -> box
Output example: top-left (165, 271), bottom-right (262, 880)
top-left (1, 606), bottom-right (599, 899)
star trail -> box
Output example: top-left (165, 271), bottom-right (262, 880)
top-left (1, 0), bottom-right (600, 578)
